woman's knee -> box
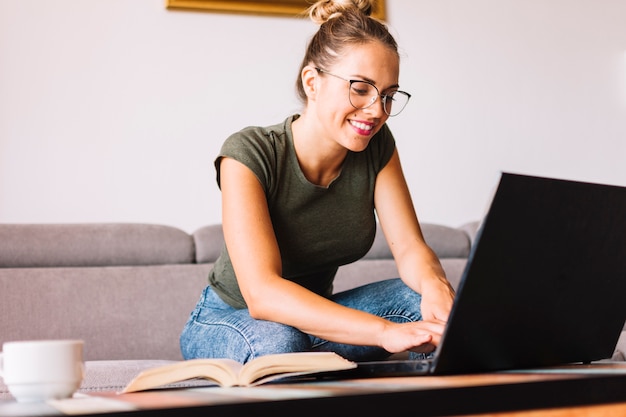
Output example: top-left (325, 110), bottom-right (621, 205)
top-left (180, 320), bottom-right (254, 361)
top-left (180, 316), bottom-right (311, 363)
top-left (333, 278), bottom-right (422, 318)
top-left (244, 320), bottom-right (312, 358)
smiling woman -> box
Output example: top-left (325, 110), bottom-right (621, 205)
top-left (178, 0), bottom-right (455, 368)
top-left (166, 0), bottom-right (386, 19)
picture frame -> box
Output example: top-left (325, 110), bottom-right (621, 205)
top-left (166, 0), bottom-right (386, 20)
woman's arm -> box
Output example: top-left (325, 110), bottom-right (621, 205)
top-left (373, 149), bottom-right (455, 323)
top-left (220, 157), bottom-right (443, 353)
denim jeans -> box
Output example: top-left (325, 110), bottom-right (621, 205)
top-left (179, 278), bottom-right (423, 363)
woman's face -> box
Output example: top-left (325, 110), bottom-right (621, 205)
top-left (313, 41), bottom-right (400, 152)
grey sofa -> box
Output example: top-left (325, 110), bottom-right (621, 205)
top-left (1, 221), bottom-right (623, 399)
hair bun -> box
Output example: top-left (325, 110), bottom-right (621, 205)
top-left (308, 0), bottom-right (373, 25)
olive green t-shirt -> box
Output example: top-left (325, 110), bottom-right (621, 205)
top-left (209, 114), bottom-right (396, 309)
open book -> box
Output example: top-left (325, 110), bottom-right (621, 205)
top-left (121, 352), bottom-right (357, 392)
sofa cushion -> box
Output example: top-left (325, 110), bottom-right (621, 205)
top-left (192, 225), bottom-right (224, 264)
top-left (0, 264), bottom-right (211, 361)
top-left (459, 221), bottom-right (481, 245)
top-left (334, 258), bottom-right (467, 294)
top-left (363, 223), bottom-right (471, 260)
top-left (0, 224), bottom-right (195, 268)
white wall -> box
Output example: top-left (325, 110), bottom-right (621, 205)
top-left (1, 0), bottom-right (625, 233)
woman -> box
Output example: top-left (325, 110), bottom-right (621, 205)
top-left (180, 0), bottom-right (455, 364)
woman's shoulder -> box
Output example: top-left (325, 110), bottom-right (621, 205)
top-left (225, 115), bottom-right (295, 147)
top-left (216, 116), bottom-right (298, 186)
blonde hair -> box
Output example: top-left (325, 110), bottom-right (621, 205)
top-left (307, 0), bottom-right (373, 25)
top-left (295, 0), bottom-right (398, 103)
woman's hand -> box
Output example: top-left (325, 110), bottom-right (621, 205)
top-left (379, 274), bottom-right (454, 355)
top-left (419, 276), bottom-right (456, 323)
top-left (379, 319), bottom-right (446, 354)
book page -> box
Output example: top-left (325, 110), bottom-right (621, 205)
top-left (238, 352), bottom-right (357, 386)
top-left (121, 358), bottom-right (243, 393)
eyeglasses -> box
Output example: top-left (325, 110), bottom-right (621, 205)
top-left (315, 67), bottom-right (411, 117)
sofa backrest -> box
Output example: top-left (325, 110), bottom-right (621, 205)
top-left (0, 223), bottom-right (195, 268)
top-left (192, 224), bottom-right (225, 264)
top-left (192, 223), bottom-right (474, 263)
top-left (363, 223), bottom-right (472, 260)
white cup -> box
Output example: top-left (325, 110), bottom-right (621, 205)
top-left (0, 340), bottom-right (84, 403)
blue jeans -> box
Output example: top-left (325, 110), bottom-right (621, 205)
top-left (179, 278), bottom-right (423, 363)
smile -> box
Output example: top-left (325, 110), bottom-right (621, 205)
top-left (349, 120), bottom-right (374, 134)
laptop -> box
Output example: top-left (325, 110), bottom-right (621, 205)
top-left (342, 172), bottom-right (626, 378)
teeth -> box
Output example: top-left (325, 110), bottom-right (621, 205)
top-left (350, 121), bottom-right (373, 131)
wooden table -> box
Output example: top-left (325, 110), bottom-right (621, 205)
top-left (3, 363), bottom-right (626, 416)
top-left (470, 402), bottom-right (626, 417)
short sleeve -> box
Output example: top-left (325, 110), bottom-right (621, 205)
top-left (214, 124), bottom-right (286, 193)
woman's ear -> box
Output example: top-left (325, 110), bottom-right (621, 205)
top-left (300, 65), bottom-right (318, 100)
